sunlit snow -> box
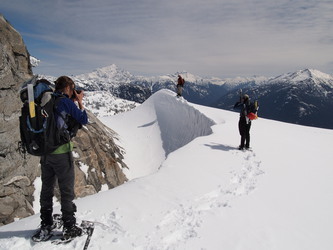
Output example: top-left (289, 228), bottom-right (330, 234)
top-left (1, 89), bottom-right (332, 250)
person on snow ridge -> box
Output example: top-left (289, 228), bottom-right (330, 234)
top-left (33, 76), bottom-right (88, 241)
top-left (234, 94), bottom-right (252, 150)
top-left (176, 74), bottom-right (185, 97)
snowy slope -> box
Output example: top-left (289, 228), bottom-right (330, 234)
top-left (84, 91), bottom-right (139, 117)
top-left (1, 89), bottom-right (333, 250)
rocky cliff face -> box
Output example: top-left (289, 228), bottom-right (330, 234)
top-left (0, 14), bottom-right (36, 226)
top-left (0, 15), bottom-right (128, 226)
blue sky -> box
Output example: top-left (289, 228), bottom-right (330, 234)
top-left (2, 0), bottom-right (333, 78)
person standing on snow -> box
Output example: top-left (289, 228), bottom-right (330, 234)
top-left (32, 76), bottom-right (88, 241)
top-left (176, 74), bottom-right (185, 97)
top-left (234, 94), bottom-right (252, 150)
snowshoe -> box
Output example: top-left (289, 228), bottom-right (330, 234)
top-left (31, 214), bottom-right (64, 242)
top-left (51, 220), bottom-right (94, 249)
top-left (31, 225), bottom-right (54, 242)
top-left (51, 225), bottom-right (82, 245)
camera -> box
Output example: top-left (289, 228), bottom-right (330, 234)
top-left (71, 89), bottom-right (82, 100)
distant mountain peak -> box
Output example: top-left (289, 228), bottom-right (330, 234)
top-left (272, 68), bottom-right (333, 85)
top-left (305, 68), bottom-right (332, 81)
top-left (75, 64), bottom-right (134, 85)
top-left (92, 64), bottom-right (132, 78)
top-left (292, 68), bottom-right (332, 81)
top-left (95, 64), bottom-right (119, 73)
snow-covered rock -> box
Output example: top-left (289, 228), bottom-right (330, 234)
top-left (29, 56), bottom-right (40, 67)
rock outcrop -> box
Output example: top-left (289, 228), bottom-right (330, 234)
top-left (72, 111), bottom-right (128, 197)
top-left (0, 15), bottom-right (127, 226)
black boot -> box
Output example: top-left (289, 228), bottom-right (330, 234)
top-left (63, 224), bottom-right (83, 240)
top-left (31, 224), bottom-right (54, 242)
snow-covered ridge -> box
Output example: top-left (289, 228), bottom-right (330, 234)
top-left (147, 90), bottom-right (215, 155)
top-left (101, 89), bottom-right (216, 179)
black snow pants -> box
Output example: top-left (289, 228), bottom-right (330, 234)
top-left (238, 116), bottom-right (251, 148)
top-left (40, 152), bottom-right (76, 228)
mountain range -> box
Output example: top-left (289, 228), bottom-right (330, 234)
top-left (42, 64), bottom-right (333, 129)
top-left (214, 69), bottom-right (333, 129)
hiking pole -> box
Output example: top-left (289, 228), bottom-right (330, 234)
top-left (239, 88), bottom-right (243, 102)
top-left (253, 89), bottom-right (259, 110)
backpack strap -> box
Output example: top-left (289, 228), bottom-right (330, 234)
top-left (52, 93), bottom-right (81, 142)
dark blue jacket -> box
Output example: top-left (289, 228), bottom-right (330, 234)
top-left (234, 100), bottom-right (251, 118)
top-left (54, 92), bottom-right (88, 132)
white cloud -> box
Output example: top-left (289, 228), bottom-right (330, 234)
top-left (2, 0), bottom-right (333, 77)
